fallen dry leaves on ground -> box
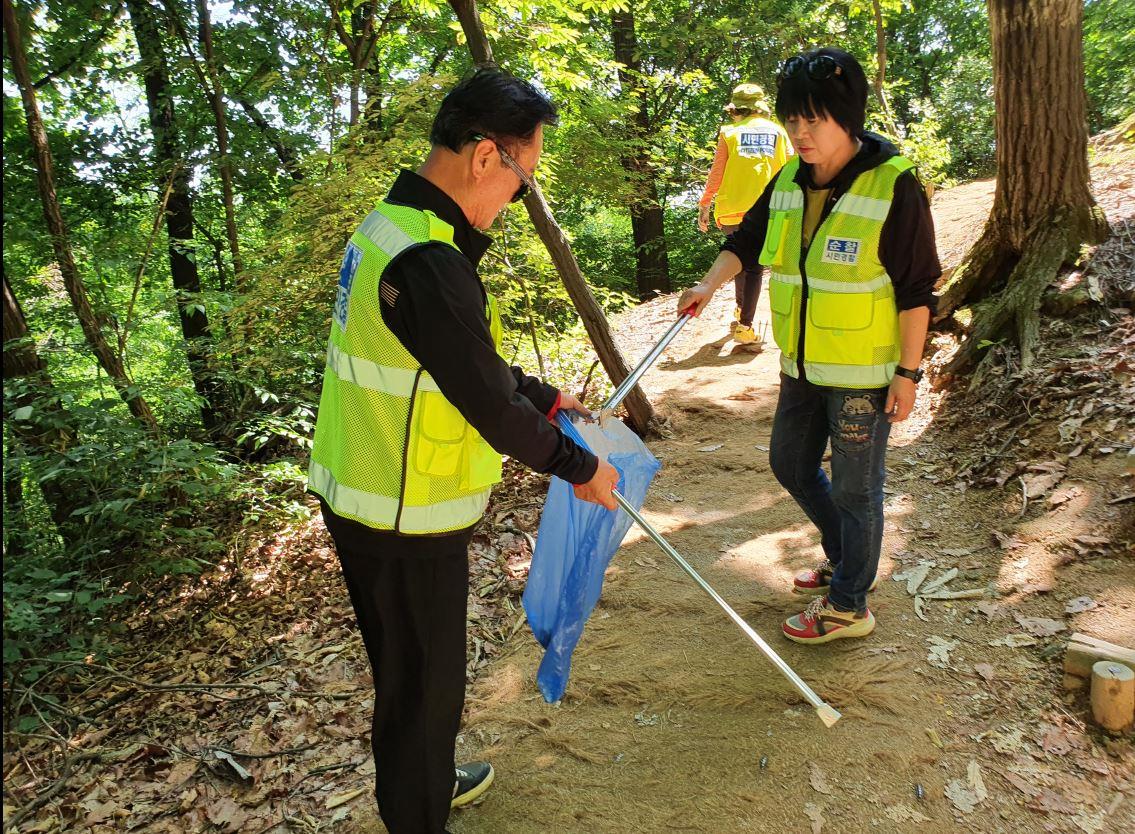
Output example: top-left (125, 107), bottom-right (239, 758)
top-left (2, 464), bottom-right (549, 833)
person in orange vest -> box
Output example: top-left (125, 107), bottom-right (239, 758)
top-left (698, 83), bottom-right (793, 345)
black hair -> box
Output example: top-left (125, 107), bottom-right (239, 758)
top-left (429, 68), bottom-right (559, 153)
top-left (774, 47), bottom-right (868, 138)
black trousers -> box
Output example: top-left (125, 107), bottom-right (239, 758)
top-left (733, 267), bottom-right (764, 327)
top-left (321, 503), bottom-right (473, 834)
top-left (721, 222), bottom-right (763, 327)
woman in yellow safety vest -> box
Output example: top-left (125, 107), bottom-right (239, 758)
top-left (697, 83), bottom-right (793, 346)
top-left (679, 48), bottom-right (940, 645)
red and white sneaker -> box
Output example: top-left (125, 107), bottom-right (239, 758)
top-left (792, 561), bottom-right (879, 595)
top-left (783, 596), bottom-right (876, 644)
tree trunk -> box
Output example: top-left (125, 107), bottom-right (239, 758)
top-left (611, 6), bottom-right (671, 299)
top-left (3, 272), bottom-right (77, 456)
top-left (195, 0), bottom-right (244, 281)
top-left (3, 270), bottom-right (93, 544)
top-left (448, 0), bottom-right (493, 66)
top-left (327, 0), bottom-right (383, 127)
top-left (446, 0), bottom-right (655, 434)
top-left (871, 0), bottom-right (900, 138)
top-left (4, 0), bottom-right (160, 436)
top-left (939, 0), bottom-right (1109, 373)
top-left (364, 61), bottom-right (384, 133)
top-left (126, 0), bottom-right (221, 432)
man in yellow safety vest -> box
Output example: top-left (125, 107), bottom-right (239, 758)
top-left (698, 83), bottom-right (793, 345)
top-left (308, 69), bottom-right (619, 834)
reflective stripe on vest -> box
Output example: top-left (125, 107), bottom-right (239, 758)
top-left (308, 461), bottom-right (490, 534)
top-left (308, 202), bottom-right (504, 534)
top-left (325, 341), bottom-right (445, 396)
top-left (759, 155), bottom-right (912, 389)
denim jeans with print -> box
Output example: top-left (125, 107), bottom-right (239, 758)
top-left (769, 372), bottom-right (892, 613)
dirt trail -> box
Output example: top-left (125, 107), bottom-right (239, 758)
top-left (436, 171), bottom-right (1135, 833)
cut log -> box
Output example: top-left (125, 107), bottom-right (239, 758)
top-left (1063, 633), bottom-right (1135, 684)
top-left (1090, 661), bottom-right (1134, 733)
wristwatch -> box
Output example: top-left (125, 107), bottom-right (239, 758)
top-left (893, 365), bottom-right (924, 383)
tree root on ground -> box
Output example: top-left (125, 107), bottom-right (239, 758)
top-left (944, 206), bottom-right (1110, 377)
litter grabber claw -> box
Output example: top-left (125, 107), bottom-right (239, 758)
top-left (598, 305), bottom-right (697, 425)
top-left (611, 489), bottom-right (842, 728)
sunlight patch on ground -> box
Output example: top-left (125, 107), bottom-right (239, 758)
top-left (621, 493), bottom-right (785, 548)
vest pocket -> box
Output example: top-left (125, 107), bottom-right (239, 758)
top-left (808, 290), bottom-right (874, 332)
top-left (759, 212), bottom-right (787, 266)
top-left (413, 391), bottom-right (466, 477)
top-left (462, 433), bottom-right (502, 491)
top-left (767, 279), bottom-right (799, 354)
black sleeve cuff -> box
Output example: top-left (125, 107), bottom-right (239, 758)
top-left (554, 448), bottom-right (599, 486)
top-left (897, 294), bottom-right (938, 315)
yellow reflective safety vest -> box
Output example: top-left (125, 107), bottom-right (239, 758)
top-left (716, 115), bottom-right (791, 225)
top-left (308, 201), bottom-right (504, 534)
top-left (758, 155), bottom-right (912, 388)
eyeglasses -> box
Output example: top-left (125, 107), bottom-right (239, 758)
top-left (470, 134), bottom-right (537, 203)
top-left (777, 55), bottom-right (845, 86)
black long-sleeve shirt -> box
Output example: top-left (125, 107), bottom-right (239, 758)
top-left (722, 132), bottom-right (940, 313)
top-left (376, 170), bottom-right (598, 486)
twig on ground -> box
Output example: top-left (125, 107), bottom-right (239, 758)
top-left (205, 743), bottom-right (319, 760)
top-left (2, 738), bottom-right (103, 832)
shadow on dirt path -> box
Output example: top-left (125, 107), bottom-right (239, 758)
top-left (434, 170), bottom-right (1135, 834)
top-left (337, 154), bottom-right (1135, 834)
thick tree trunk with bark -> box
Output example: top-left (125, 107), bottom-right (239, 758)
top-left (611, 6), bottom-right (671, 299)
top-left (126, 0), bottom-right (221, 432)
top-left (446, 0), bottom-right (655, 433)
top-left (3, 273), bottom-right (77, 458)
top-left (4, 0), bottom-right (160, 435)
top-left (939, 0), bottom-right (1109, 373)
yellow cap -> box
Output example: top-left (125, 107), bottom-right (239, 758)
top-left (726, 83), bottom-right (770, 114)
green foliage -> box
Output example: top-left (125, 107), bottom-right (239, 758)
top-left (1083, 0), bottom-right (1135, 133)
top-left (4, 0), bottom-right (1127, 692)
top-left (933, 53), bottom-right (996, 180)
top-left (2, 561), bottom-right (126, 679)
top-left (892, 100), bottom-right (953, 186)
top-left (2, 381), bottom-right (308, 669)
top-left (663, 204), bottom-right (724, 292)
top-left (560, 204), bottom-right (637, 299)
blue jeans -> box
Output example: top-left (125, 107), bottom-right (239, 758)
top-left (769, 373), bottom-right (891, 613)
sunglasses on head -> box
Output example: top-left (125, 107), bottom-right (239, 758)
top-left (470, 133), bottom-right (534, 203)
top-left (777, 55), bottom-right (845, 86)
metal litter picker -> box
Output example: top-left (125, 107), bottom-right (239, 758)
top-left (599, 308), bottom-right (842, 728)
top-left (597, 305), bottom-right (697, 425)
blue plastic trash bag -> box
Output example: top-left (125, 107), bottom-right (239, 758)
top-left (523, 412), bottom-right (661, 703)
